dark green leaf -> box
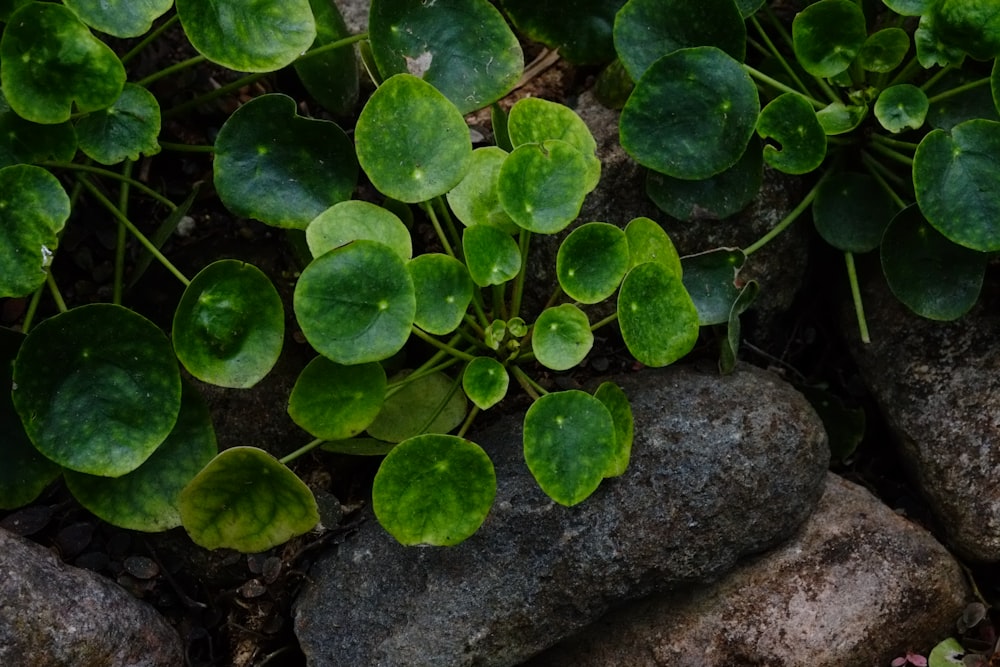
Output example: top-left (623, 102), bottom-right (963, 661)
top-left (681, 248), bottom-right (747, 326)
top-left (294, 0), bottom-right (359, 116)
top-left (288, 358), bottom-right (386, 441)
top-left (875, 85), bottom-right (929, 133)
top-left (593, 381), bottom-right (632, 477)
top-left (0, 94), bottom-right (77, 168)
top-left (305, 200), bottom-right (411, 260)
top-left (498, 140), bottom-right (592, 234)
top-left (883, 0), bottom-right (928, 16)
top-left (816, 102), bottom-right (869, 135)
top-left (858, 28), bottom-right (910, 73)
top-left (507, 97), bottom-right (601, 190)
top-left (447, 147), bottom-right (519, 233)
top-left (367, 371), bottom-right (468, 443)
top-left (320, 437), bottom-right (396, 455)
top-left (929, 0), bottom-right (1000, 60)
top-left (533, 304), bottom-right (594, 371)
top-left (756, 93), bottom-right (827, 174)
top-left (463, 224), bottom-right (522, 287)
top-left (76, 84), bottom-right (161, 165)
top-left (500, 0), bottom-right (624, 63)
top-left (927, 68), bottom-right (1000, 131)
top-left (792, 0), bottom-right (867, 78)
top-left (408, 254), bottom-right (474, 335)
top-left (462, 357), bottom-right (509, 410)
top-left (63, 0), bottom-right (172, 38)
top-left (618, 262), bottom-right (699, 366)
top-left (813, 172), bottom-right (894, 253)
top-left (915, 14), bottom-right (966, 68)
top-left (556, 222), bottom-right (629, 303)
top-left (623, 217), bottom-right (682, 275)
top-left (719, 279), bottom-right (757, 374)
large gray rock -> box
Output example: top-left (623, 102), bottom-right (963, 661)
top-left (293, 364), bottom-right (829, 666)
top-left (0, 528), bottom-right (183, 667)
top-left (526, 473), bottom-right (969, 667)
top-left (846, 275), bottom-right (1000, 561)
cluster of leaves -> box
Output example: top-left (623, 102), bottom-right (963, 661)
top-left (0, 0), bottom-right (710, 552)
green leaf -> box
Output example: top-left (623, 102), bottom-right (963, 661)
top-left (619, 262), bottom-right (699, 366)
top-left (0, 165), bottom-right (70, 298)
top-left (995, 57), bottom-right (1000, 115)
top-left (858, 28), bottom-right (910, 73)
top-left (373, 434), bottom-right (495, 545)
top-left (756, 93), bottom-right (827, 175)
top-left (64, 382), bottom-right (217, 532)
top-left (681, 248), bottom-right (748, 326)
top-left (500, 0), bottom-right (624, 64)
top-left (914, 119), bottom-right (1000, 251)
top-left (0, 0), bottom-right (30, 21)
top-left (179, 446), bottom-right (319, 552)
top-left (294, 0), bottom-right (359, 117)
top-left (816, 102), bottom-right (868, 135)
top-left (408, 254), bottom-right (474, 335)
top-left (929, 0), bottom-right (1000, 60)
top-left (593, 381), bottom-right (632, 477)
top-left (446, 147), bottom-right (519, 233)
top-left (523, 390), bottom-right (616, 506)
top-left (915, 15), bottom-right (966, 69)
top-left (497, 140), bottom-right (592, 234)
top-left (305, 201), bottom-right (411, 260)
top-left (928, 68), bottom-right (1000, 131)
top-left (719, 279), bottom-right (757, 374)
top-left (172, 260), bottom-right (284, 389)
top-left (367, 371), bottom-right (468, 443)
top-left (881, 205), bottom-right (987, 321)
top-left (613, 0), bottom-right (746, 81)
top-left (0, 92), bottom-right (77, 168)
top-left (320, 437), bottom-right (396, 455)
top-left (621, 47), bottom-right (760, 180)
top-left (288, 358), bottom-right (387, 440)
top-left (875, 85), bottom-right (929, 133)
top-left (12, 304), bottom-right (181, 477)
top-left (928, 638), bottom-right (967, 667)
top-left (556, 222), bottom-right (630, 303)
top-left (63, 0), bottom-right (172, 38)
top-left (507, 97), bottom-right (601, 190)
top-left (356, 74), bottom-right (472, 203)
top-left (594, 57), bottom-right (635, 109)
top-left (369, 0), bottom-right (522, 114)
top-left (176, 0), bottom-right (316, 72)
top-left (623, 217), bottom-right (682, 275)
top-left (883, 0), bottom-right (928, 16)
top-left (792, 0), bottom-right (867, 78)
top-left (294, 240), bottom-right (416, 365)
top-left (463, 224), bottom-right (522, 287)
top-left (214, 94), bottom-right (357, 230)
top-left (533, 304), bottom-right (594, 371)
top-left (813, 172), bottom-right (894, 253)
top-left (0, 3), bottom-right (125, 124)
top-left (462, 357), bottom-right (509, 410)
top-left (76, 84), bottom-right (161, 165)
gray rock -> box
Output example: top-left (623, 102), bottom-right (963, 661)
top-left (845, 274), bottom-right (1000, 561)
top-left (334, 0), bottom-right (368, 34)
top-left (0, 528), bottom-right (183, 667)
top-left (525, 473), bottom-right (969, 667)
top-left (293, 363), bottom-right (829, 666)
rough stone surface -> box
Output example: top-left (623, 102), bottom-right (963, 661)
top-left (0, 528), bottom-right (183, 667)
top-left (294, 363), bottom-right (829, 666)
top-left (526, 473), bottom-right (970, 667)
top-left (845, 273), bottom-right (1000, 561)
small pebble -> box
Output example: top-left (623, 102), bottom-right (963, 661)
top-left (239, 578), bottom-right (268, 599)
top-left (124, 555), bottom-right (160, 580)
top-left (0, 506), bottom-right (53, 536)
top-left (55, 522), bottom-right (94, 559)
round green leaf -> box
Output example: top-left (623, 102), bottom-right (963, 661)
top-left (295, 240), bottom-right (416, 365)
top-left (624, 217), bottom-right (682, 275)
top-left (556, 222), bottom-right (629, 303)
top-left (523, 390), bottom-right (616, 506)
top-left (621, 47), bottom-right (760, 180)
top-left (0, 92), bottom-right (77, 168)
top-left (875, 85), bottom-right (929, 134)
top-left (463, 219), bottom-right (523, 287)
top-left (462, 357), bottom-right (509, 410)
top-left (594, 381), bottom-right (632, 478)
top-left (858, 28), bottom-right (910, 73)
top-left (176, 0), bottom-right (316, 72)
top-left (0, 3), bottom-right (125, 124)
top-left (356, 74), bottom-right (471, 203)
top-left (367, 371), bottom-right (468, 443)
top-left (0, 165), bottom-right (70, 298)
top-left (408, 254), bottom-right (474, 335)
top-left (446, 147), bottom-right (519, 233)
top-left (306, 201), bottom-right (411, 260)
top-left (65, 382), bottom-right (217, 532)
top-left (914, 119), bottom-right (1000, 251)
top-left (369, 0), bottom-right (522, 114)
top-left (12, 304), bottom-right (181, 477)
top-left (756, 93), bottom-right (827, 175)
top-left (680, 248), bottom-right (748, 326)
top-left (63, 0), bottom-right (172, 38)
top-left (882, 205), bottom-right (987, 321)
top-left (915, 15), bottom-right (967, 69)
top-left (618, 262), bottom-right (699, 366)
top-left (816, 102), bottom-right (869, 135)
top-left (76, 84), bottom-right (161, 165)
top-left (214, 94), bottom-right (357, 230)
top-left (507, 97), bottom-right (601, 190)
top-left (928, 638), bottom-right (967, 666)
top-left (613, 0), bottom-right (746, 81)
top-left (928, 68), bottom-right (1000, 131)
top-left (173, 260), bottom-right (284, 389)
top-left (288, 357), bottom-right (387, 441)
top-left (813, 172), bottom-right (894, 253)
top-left (929, 0), bottom-right (1000, 60)
top-left (883, 0), bottom-right (928, 16)
top-left (792, 0), bottom-right (867, 78)
top-left (373, 434), bottom-right (495, 545)
top-left (497, 140), bottom-right (591, 234)
top-left (500, 0), bottom-right (623, 64)
top-left (179, 446), bottom-right (319, 552)
top-left (533, 305), bottom-right (594, 371)
top-left (293, 0), bottom-right (359, 117)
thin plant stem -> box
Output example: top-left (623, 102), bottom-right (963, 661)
top-left (844, 251), bottom-right (870, 344)
top-left (279, 438), bottom-right (325, 465)
top-left (77, 176), bottom-right (191, 286)
top-left (493, 283), bottom-right (508, 320)
top-left (868, 141), bottom-right (914, 167)
top-left (591, 311), bottom-right (619, 331)
top-left (860, 150), bottom-right (909, 190)
top-left (456, 404), bottom-right (481, 438)
top-left (462, 313), bottom-right (486, 339)
top-left (871, 133), bottom-right (919, 152)
top-left (862, 155), bottom-right (909, 210)
top-left (135, 54), bottom-right (207, 88)
top-left (42, 162), bottom-right (177, 210)
top-left (433, 196), bottom-right (463, 260)
top-left (114, 160), bottom-right (134, 305)
top-left (419, 201), bottom-right (455, 257)
top-left (46, 272), bottom-right (68, 313)
top-left (162, 71), bottom-right (267, 119)
top-left (760, 5), bottom-right (839, 103)
top-left (926, 76), bottom-right (991, 105)
top-left (510, 229), bottom-right (531, 320)
top-left (749, 16), bottom-right (813, 99)
top-left (292, 33), bottom-right (369, 65)
top-left (158, 142), bottom-right (215, 153)
top-left (919, 64), bottom-right (954, 93)
top-left (886, 55), bottom-right (923, 88)
top-left (411, 326), bottom-right (477, 361)
top-left (744, 65), bottom-right (826, 109)
top-left (510, 365), bottom-right (546, 400)
top-left (20, 285), bottom-right (45, 333)
top-left (121, 14), bottom-right (179, 64)
top-left (744, 173), bottom-right (829, 256)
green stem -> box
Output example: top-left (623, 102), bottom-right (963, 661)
top-left (918, 64), bottom-right (954, 93)
top-left (868, 141), bottom-right (914, 167)
top-left (433, 196), bottom-right (463, 260)
top-left (926, 76), bottom-right (991, 105)
top-left (419, 201), bottom-right (455, 257)
top-left (744, 65), bottom-right (826, 109)
top-left (886, 55), bottom-right (923, 89)
top-left (162, 71), bottom-right (267, 119)
top-left (121, 14), bottom-right (180, 65)
top-left (114, 160), bottom-right (134, 306)
top-left (493, 283), bottom-right (508, 320)
top-left (871, 133), bottom-right (919, 152)
top-left (861, 153), bottom-right (909, 210)
top-left (844, 251), bottom-right (870, 344)
top-left (860, 150), bottom-right (908, 189)
top-left (744, 173), bottom-right (829, 256)
top-left (158, 142), bottom-right (215, 153)
top-left (42, 162), bottom-right (177, 210)
top-left (135, 54), bottom-right (207, 88)
top-left (749, 16), bottom-right (813, 99)
top-left (279, 438), bottom-right (325, 465)
top-left (411, 326), bottom-right (477, 361)
top-left (510, 365), bottom-right (546, 400)
top-left (20, 285), bottom-right (45, 333)
top-left (46, 272), bottom-right (68, 313)
top-left (462, 313), bottom-right (486, 339)
top-left (292, 33), bottom-right (369, 65)
top-left (510, 229), bottom-right (531, 320)
top-left (590, 311), bottom-right (619, 331)
top-left (456, 404), bottom-right (481, 438)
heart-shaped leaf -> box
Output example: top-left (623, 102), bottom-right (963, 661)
top-left (497, 140), bottom-right (591, 234)
top-left (500, 0), bottom-right (623, 64)
top-left (757, 93), bottom-right (827, 175)
top-left (408, 254), bottom-right (474, 335)
top-left (463, 222), bottom-right (522, 287)
top-left (75, 84), bottom-right (161, 165)
top-left (288, 358), bottom-right (387, 441)
top-left (369, 0), bottom-right (522, 113)
top-left (621, 47), bottom-right (759, 180)
top-left (523, 390), bottom-right (616, 506)
top-left (1, 3), bottom-right (125, 124)
top-left (556, 222), bottom-right (629, 303)
top-left (0, 165), bottom-right (70, 298)
top-left (447, 147), bottom-right (519, 233)
top-left (214, 94), bottom-right (357, 230)
top-left (929, 0), bottom-right (1000, 60)
top-left (462, 357), bottom-right (509, 410)
top-left (176, 0), bottom-right (316, 72)
top-left (179, 446), bottom-right (319, 552)
top-left (593, 381), bottom-right (632, 477)
top-left (792, 0), bottom-right (867, 78)
top-left (356, 74), bottom-right (471, 203)
top-left (12, 304), bottom-right (181, 477)
top-left (295, 240), bottom-right (416, 365)
top-left (624, 217), bottom-right (682, 275)
top-left (373, 434), bottom-right (495, 545)
top-left (306, 201), bottom-right (411, 260)
top-left (681, 248), bottom-right (748, 326)
top-left (813, 172), bottom-right (894, 253)
top-left (63, 0), bottom-right (172, 38)
top-left (858, 28), bottom-right (910, 73)
top-left (507, 97), bottom-right (601, 190)
top-left (875, 84), bottom-right (929, 134)
top-left (64, 382), bottom-right (217, 532)
top-left (618, 261), bottom-right (699, 366)
top-left (368, 371), bottom-right (468, 443)
top-left (294, 0), bottom-right (359, 117)
top-left (533, 304), bottom-right (594, 371)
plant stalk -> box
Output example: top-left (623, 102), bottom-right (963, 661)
top-left (844, 251), bottom-right (870, 344)
top-left (279, 438), bottom-right (325, 465)
top-left (42, 162), bottom-right (177, 210)
top-left (744, 173), bottom-right (829, 256)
